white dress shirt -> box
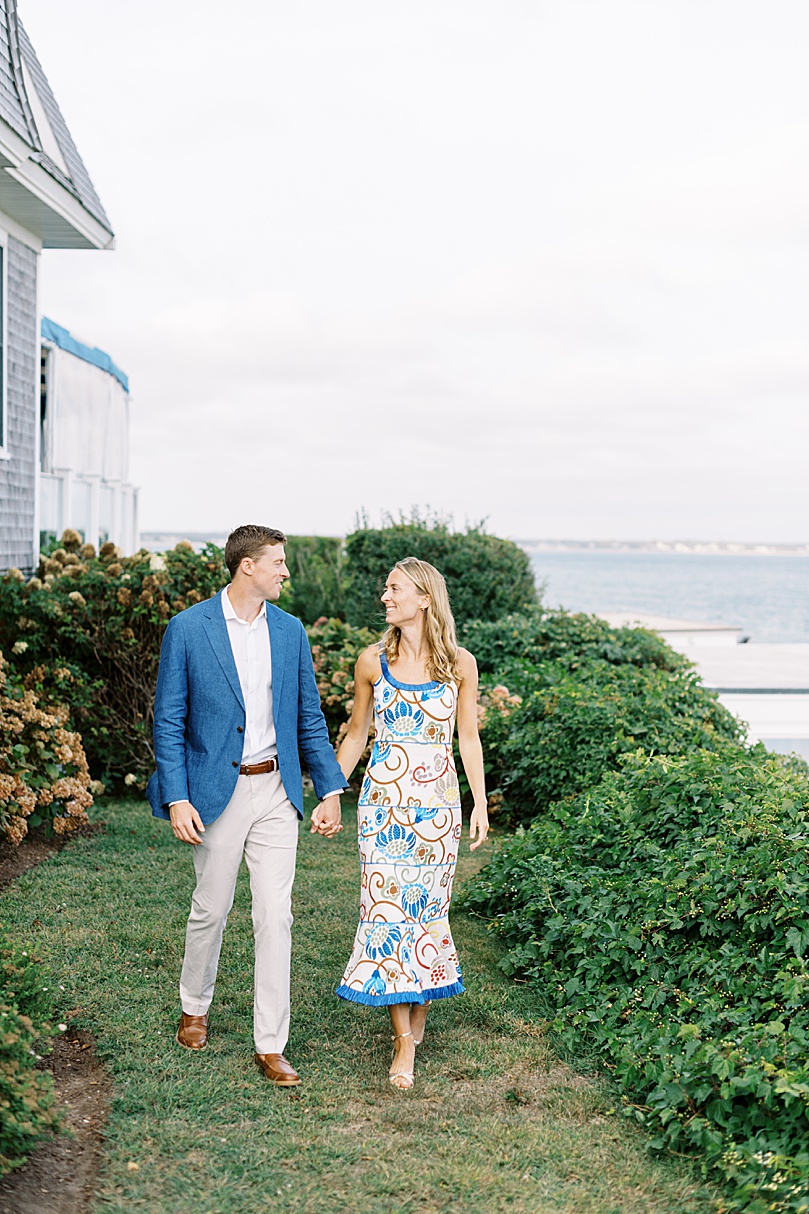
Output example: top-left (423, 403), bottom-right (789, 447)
top-left (169, 589), bottom-right (343, 806)
top-left (222, 588), bottom-right (343, 799)
top-left (221, 586), bottom-right (276, 764)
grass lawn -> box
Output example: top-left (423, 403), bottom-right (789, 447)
top-left (0, 798), bottom-right (723, 1214)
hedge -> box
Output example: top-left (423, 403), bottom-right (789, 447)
top-left (0, 937), bottom-right (60, 1176)
top-left (0, 649), bottom-right (95, 845)
top-left (343, 513), bottom-right (539, 630)
top-left (468, 612), bottom-right (742, 825)
top-left (0, 534), bottom-right (228, 791)
top-left (461, 746), bottom-right (809, 1211)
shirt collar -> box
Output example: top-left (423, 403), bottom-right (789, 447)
top-left (222, 585), bottom-right (267, 625)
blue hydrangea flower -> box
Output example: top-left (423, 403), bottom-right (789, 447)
top-left (362, 969), bottom-right (387, 997)
top-left (365, 923), bottom-right (402, 960)
top-left (401, 882), bottom-right (429, 917)
top-left (376, 823), bottom-right (416, 860)
top-left (383, 701), bottom-right (425, 737)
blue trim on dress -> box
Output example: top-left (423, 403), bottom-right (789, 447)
top-left (335, 979), bottom-right (465, 1007)
top-left (379, 652), bottom-right (443, 692)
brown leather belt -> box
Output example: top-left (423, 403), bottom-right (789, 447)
top-left (239, 758), bottom-right (278, 776)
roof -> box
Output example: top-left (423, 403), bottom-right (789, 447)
top-left (0, 1), bottom-right (113, 248)
top-left (42, 316), bottom-right (129, 392)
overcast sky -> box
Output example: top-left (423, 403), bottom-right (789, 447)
top-left (23, 0), bottom-right (809, 541)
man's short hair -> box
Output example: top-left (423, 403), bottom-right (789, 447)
top-left (224, 525), bottom-right (287, 578)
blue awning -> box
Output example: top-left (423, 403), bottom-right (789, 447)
top-left (41, 316), bottom-right (129, 392)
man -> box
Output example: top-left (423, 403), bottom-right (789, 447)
top-left (146, 524), bottom-right (346, 1086)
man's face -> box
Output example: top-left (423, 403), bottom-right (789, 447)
top-left (245, 544), bottom-right (289, 600)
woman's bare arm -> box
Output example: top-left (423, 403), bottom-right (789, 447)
top-left (336, 646), bottom-right (378, 781)
top-left (455, 648), bottom-right (489, 850)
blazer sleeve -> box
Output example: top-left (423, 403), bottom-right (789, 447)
top-left (295, 621), bottom-right (348, 800)
top-left (152, 615), bottom-right (191, 807)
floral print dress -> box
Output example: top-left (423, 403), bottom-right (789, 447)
top-left (336, 651), bottom-right (464, 1006)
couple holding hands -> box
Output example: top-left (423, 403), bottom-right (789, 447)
top-left (146, 525), bottom-right (489, 1091)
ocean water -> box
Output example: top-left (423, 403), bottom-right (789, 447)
top-left (529, 552), bottom-right (809, 644)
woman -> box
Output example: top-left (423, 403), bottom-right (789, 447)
top-left (335, 557), bottom-right (489, 1089)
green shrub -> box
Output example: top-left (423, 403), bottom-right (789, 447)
top-left (280, 536), bottom-right (345, 624)
top-left (342, 512), bottom-right (539, 630)
top-left (0, 938), bottom-right (60, 1176)
top-left (0, 650), bottom-right (95, 845)
top-left (462, 609), bottom-right (690, 677)
top-left (476, 651), bottom-right (741, 826)
top-left (461, 747), bottom-right (809, 1210)
top-left (306, 617), bottom-right (377, 776)
top-left (0, 535), bottom-right (228, 790)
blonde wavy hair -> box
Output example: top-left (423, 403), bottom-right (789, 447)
top-left (381, 557), bottom-right (461, 685)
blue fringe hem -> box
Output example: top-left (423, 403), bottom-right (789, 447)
top-left (335, 979), bottom-right (465, 1007)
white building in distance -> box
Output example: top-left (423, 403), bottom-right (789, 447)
top-left (39, 317), bottom-right (138, 553)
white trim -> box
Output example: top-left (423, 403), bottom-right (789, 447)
top-left (32, 244), bottom-right (41, 564)
top-left (0, 123), bottom-right (33, 172)
top-left (20, 60), bottom-right (70, 178)
top-left (0, 206), bottom-right (41, 252)
top-left (4, 160), bottom-right (114, 250)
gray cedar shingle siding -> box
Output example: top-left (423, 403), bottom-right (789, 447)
top-left (0, 235), bottom-right (38, 572)
top-left (0, 4), bottom-right (30, 142)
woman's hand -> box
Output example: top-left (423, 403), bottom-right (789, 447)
top-left (469, 802), bottom-right (489, 851)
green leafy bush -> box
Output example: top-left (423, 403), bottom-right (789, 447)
top-left (306, 617), bottom-right (377, 777)
top-left (474, 641), bottom-right (741, 826)
top-left (343, 512), bottom-right (539, 630)
top-left (280, 536), bottom-right (345, 624)
top-left (0, 650), bottom-right (95, 845)
top-left (461, 747), bottom-right (809, 1211)
top-left (0, 937), bottom-right (59, 1176)
top-left (462, 609), bottom-right (690, 678)
top-left (0, 534), bottom-right (228, 790)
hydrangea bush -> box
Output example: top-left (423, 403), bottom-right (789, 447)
top-left (0, 649), bottom-right (94, 845)
top-left (0, 531), bottom-right (228, 791)
top-left (306, 616), bottom-right (377, 780)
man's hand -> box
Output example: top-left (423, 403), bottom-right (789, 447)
top-left (310, 794), bottom-right (342, 839)
top-left (170, 800), bottom-right (206, 845)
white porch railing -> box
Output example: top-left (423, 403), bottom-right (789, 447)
top-left (39, 470), bottom-right (139, 554)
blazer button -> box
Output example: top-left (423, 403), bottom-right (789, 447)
top-left (232, 761), bottom-right (238, 768)
top-left (237, 726), bottom-right (243, 733)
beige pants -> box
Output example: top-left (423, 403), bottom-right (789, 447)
top-left (179, 770), bottom-right (299, 1054)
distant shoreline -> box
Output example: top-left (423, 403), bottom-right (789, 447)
top-left (139, 532), bottom-right (809, 558)
top-left (519, 540), bottom-right (809, 556)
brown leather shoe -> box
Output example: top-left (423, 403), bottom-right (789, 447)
top-left (254, 1052), bottom-right (301, 1086)
top-left (176, 1012), bottom-right (208, 1050)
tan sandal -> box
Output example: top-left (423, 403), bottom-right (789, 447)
top-left (389, 1031), bottom-right (414, 1090)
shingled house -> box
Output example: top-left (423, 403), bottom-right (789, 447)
top-left (0, 0), bottom-right (113, 572)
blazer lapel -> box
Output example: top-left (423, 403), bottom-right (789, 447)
top-left (266, 605), bottom-right (286, 707)
top-left (202, 595), bottom-right (244, 709)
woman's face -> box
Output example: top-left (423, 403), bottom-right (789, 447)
top-left (381, 569), bottom-right (430, 627)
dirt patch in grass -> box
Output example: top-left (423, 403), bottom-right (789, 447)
top-left (0, 1030), bottom-right (112, 1214)
top-left (0, 823), bottom-right (104, 891)
top-left (0, 823), bottom-right (111, 1214)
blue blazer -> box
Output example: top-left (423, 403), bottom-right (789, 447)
top-left (146, 594), bottom-right (346, 824)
